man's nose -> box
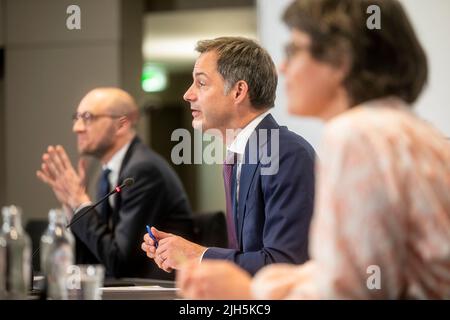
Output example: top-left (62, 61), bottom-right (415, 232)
top-left (183, 84), bottom-right (196, 102)
top-left (72, 118), bottom-right (85, 133)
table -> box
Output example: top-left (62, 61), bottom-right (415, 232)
top-left (32, 276), bottom-right (180, 300)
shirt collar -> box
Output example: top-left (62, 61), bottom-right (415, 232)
top-left (228, 110), bottom-right (271, 156)
top-left (103, 140), bottom-right (131, 175)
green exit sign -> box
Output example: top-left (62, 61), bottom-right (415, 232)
top-left (142, 63), bottom-right (168, 92)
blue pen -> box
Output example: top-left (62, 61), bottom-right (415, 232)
top-left (146, 225), bottom-right (158, 248)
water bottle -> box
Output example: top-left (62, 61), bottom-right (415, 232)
top-left (0, 232), bottom-right (6, 298)
top-left (40, 208), bottom-right (75, 299)
top-left (1, 205), bottom-right (32, 299)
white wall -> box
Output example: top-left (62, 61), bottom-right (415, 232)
top-left (257, 0), bottom-right (450, 146)
top-left (4, 0), bottom-right (142, 221)
top-left (399, 0), bottom-right (450, 138)
top-left (0, 0), bottom-right (5, 207)
top-left (5, 0), bottom-right (119, 220)
top-left (0, 0), bottom-right (3, 47)
top-left (257, 0), bottom-right (324, 151)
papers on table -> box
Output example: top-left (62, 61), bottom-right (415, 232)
top-left (100, 285), bottom-right (179, 300)
top-left (100, 286), bottom-right (178, 292)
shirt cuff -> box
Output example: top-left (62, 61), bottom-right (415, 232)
top-left (74, 202), bottom-right (93, 214)
top-left (199, 247), bottom-right (209, 263)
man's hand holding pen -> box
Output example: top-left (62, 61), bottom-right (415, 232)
top-left (141, 226), bottom-right (207, 273)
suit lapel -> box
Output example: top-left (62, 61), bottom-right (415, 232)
top-left (111, 136), bottom-right (139, 229)
top-left (236, 162), bottom-right (258, 247)
top-left (235, 114), bottom-right (279, 247)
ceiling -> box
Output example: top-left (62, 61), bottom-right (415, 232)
top-left (144, 0), bottom-right (255, 12)
top-left (142, 6), bottom-right (257, 72)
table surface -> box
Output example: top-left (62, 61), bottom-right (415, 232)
top-left (32, 276), bottom-right (180, 300)
top-left (101, 277), bottom-right (179, 300)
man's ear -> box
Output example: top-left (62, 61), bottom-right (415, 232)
top-left (117, 116), bottom-right (131, 131)
top-left (232, 80), bottom-right (250, 105)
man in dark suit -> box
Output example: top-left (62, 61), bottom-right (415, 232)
top-left (37, 87), bottom-right (192, 279)
top-left (141, 37), bottom-right (315, 275)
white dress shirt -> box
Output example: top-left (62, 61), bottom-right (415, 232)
top-left (73, 140), bottom-right (131, 215)
top-left (227, 110), bottom-right (271, 203)
top-left (103, 141), bottom-right (131, 208)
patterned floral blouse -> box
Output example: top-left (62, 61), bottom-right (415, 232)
top-left (251, 97), bottom-right (450, 299)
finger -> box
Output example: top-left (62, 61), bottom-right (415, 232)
top-left (154, 241), bottom-right (168, 255)
top-left (157, 250), bottom-right (168, 262)
top-left (141, 242), bottom-right (156, 259)
top-left (40, 152), bottom-right (50, 165)
top-left (55, 145), bottom-right (70, 171)
top-left (154, 254), bottom-right (165, 269)
top-left (41, 161), bottom-right (57, 181)
top-left (151, 226), bottom-right (173, 240)
top-left (155, 258), bottom-right (170, 272)
top-left (157, 235), bottom-right (183, 253)
top-left (143, 234), bottom-right (157, 255)
top-left (146, 248), bottom-right (155, 259)
top-left (147, 245), bottom-right (156, 254)
top-left (36, 170), bottom-right (53, 185)
top-left (163, 267), bottom-right (173, 273)
top-left (55, 145), bottom-right (71, 168)
top-left (155, 251), bottom-right (173, 271)
top-left (143, 233), bottom-right (155, 247)
top-left (77, 158), bottom-right (87, 184)
top-left (47, 146), bottom-right (65, 173)
top-left (160, 251), bottom-right (179, 272)
top-left (36, 170), bottom-right (59, 190)
top-left (44, 152), bottom-right (61, 177)
top-left (161, 260), bottom-right (174, 273)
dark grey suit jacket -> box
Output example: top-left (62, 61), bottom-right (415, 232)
top-left (71, 136), bottom-right (193, 280)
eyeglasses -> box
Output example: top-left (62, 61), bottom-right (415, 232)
top-left (284, 42), bottom-right (311, 62)
top-left (72, 111), bottom-right (122, 125)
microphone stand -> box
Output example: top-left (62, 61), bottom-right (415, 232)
top-left (66, 187), bottom-right (119, 229)
top-left (66, 179), bottom-right (132, 229)
top-left (30, 178), bottom-right (133, 299)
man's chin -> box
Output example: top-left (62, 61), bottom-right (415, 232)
top-left (192, 119), bottom-right (203, 131)
top-left (79, 150), bottom-right (90, 157)
top-left (79, 147), bottom-right (94, 157)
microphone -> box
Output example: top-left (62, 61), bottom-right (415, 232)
top-left (31, 178), bottom-right (135, 260)
top-left (65, 177), bottom-right (135, 229)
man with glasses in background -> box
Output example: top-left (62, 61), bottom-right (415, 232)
top-left (36, 87), bottom-right (193, 280)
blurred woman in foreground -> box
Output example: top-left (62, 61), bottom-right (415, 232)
top-left (176, 0), bottom-right (450, 299)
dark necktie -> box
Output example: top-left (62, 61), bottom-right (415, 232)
top-left (223, 152), bottom-right (238, 249)
top-left (97, 168), bottom-right (112, 223)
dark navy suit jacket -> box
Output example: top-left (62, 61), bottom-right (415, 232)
top-left (203, 114), bottom-right (315, 275)
top-left (71, 136), bottom-right (193, 280)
